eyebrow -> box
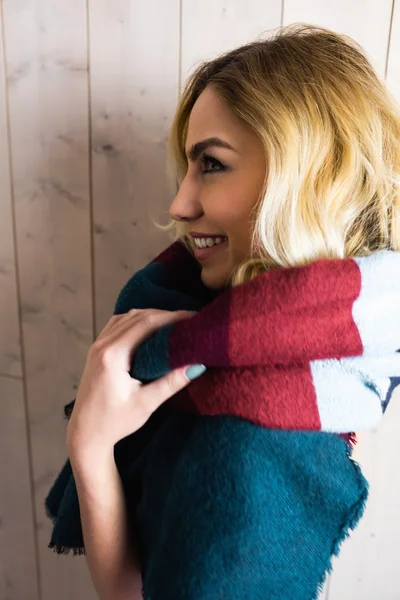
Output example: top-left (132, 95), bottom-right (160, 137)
top-left (185, 137), bottom-right (238, 162)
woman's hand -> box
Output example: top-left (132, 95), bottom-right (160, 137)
top-left (66, 308), bottom-right (201, 462)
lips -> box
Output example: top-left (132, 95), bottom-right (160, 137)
top-left (190, 232), bottom-right (228, 239)
top-left (193, 238), bottom-right (229, 261)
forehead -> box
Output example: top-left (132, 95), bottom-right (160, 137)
top-left (184, 85), bottom-right (266, 163)
top-left (186, 86), bottom-right (244, 142)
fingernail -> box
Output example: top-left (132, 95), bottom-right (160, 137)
top-left (185, 364), bottom-right (207, 381)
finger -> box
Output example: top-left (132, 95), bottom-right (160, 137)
top-left (107, 309), bottom-right (194, 341)
top-left (116, 310), bottom-right (196, 368)
top-left (134, 363), bottom-right (207, 418)
top-left (95, 309), bottom-right (196, 368)
top-left (95, 312), bottom-right (126, 341)
top-left (95, 308), bottom-right (162, 343)
top-left (109, 309), bottom-right (194, 350)
top-left (94, 309), bottom-right (187, 350)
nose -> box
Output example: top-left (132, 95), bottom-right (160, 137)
top-left (168, 179), bottom-right (204, 223)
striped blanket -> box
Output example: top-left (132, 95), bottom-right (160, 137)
top-left (45, 240), bottom-right (400, 599)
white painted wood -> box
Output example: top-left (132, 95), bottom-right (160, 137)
top-left (0, 9), bottom-right (39, 599)
top-left (327, 388), bottom-right (400, 599)
top-left (1, 2), bottom-right (96, 599)
top-left (386, 0), bottom-right (400, 99)
top-left (88, 0), bottom-right (181, 335)
top-left (283, 0), bottom-right (393, 77)
top-left (181, 0), bottom-right (282, 87)
top-left (0, 4), bottom-right (21, 379)
top-left (0, 375), bottom-right (39, 600)
top-left (0, 1), bottom-right (398, 597)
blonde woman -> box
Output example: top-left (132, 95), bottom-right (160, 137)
top-left (47, 23), bottom-right (400, 600)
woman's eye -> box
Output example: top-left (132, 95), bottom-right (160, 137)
top-left (200, 154), bottom-right (225, 174)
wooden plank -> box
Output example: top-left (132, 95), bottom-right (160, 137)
top-left (181, 0), bottom-right (282, 86)
top-left (284, 0), bottom-right (393, 76)
top-left (0, 3), bottom-right (21, 379)
top-left (0, 375), bottom-right (39, 600)
top-left (89, 0), bottom-right (181, 333)
top-left (1, 2), bottom-right (97, 598)
top-left (0, 9), bottom-right (39, 599)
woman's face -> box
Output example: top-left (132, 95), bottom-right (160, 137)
top-left (169, 85), bottom-right (267, 290)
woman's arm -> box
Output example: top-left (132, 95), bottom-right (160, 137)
top-left (69, 449), bottom-right (143, 600)
top-left (64, 308), bottom-right (199, 599)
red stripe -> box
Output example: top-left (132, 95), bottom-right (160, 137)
top-left (169, 364), bottom-right (321, 430)
top-left (228, 257), bottom-right (364, 366)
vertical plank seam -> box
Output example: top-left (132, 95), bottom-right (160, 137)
top-left (0, 4), bottom-right (42, 599)
top-left (179, 0), bottom-right (182, 94)
top-left (85, 0), bottom-right (96, 343)
top-left (384, 0), bottom-right (396, 80)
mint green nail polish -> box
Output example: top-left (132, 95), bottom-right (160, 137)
top-left (185, 364), bottom-right (207, 381)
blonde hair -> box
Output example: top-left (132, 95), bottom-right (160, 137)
top-left (152, 23), bottom-right (400, 288)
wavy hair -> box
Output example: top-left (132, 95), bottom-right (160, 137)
top-left (152, 23), bottom-right (400, 287)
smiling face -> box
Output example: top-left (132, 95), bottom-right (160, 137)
top-left (168, 85), bottom-right (267, 290)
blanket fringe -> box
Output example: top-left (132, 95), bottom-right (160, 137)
top-left (347, 431), bottom-right (358, 449)
top-left (48, 543), bottom-right (86, 556)
top-left (44, 499), bottom-right (56, 524)
top-left (310, 442), bottom-right (369, 600)
top-left (44, 498), bottom-right (86, 556)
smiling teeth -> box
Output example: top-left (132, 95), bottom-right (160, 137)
top-left (194, 237), bottom-right (227, 248)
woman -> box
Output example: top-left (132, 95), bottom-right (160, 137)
top-left (62, 23), bottom-right (400, 599)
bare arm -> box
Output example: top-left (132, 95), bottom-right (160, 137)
top-left (64, 309), bottom-right (199, 599)
top-left (70, 450), bottom-right (143, 600)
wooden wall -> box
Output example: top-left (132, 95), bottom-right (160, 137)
top-left (0, 1), bottom-right (399, 599)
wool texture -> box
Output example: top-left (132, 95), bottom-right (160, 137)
top-left (45, 240), bottom-right (400, 599)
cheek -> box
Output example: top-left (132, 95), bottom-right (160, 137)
top-left (214, 200), bottom-right (251, 228)
top-left (222, 206), bottom-right (254, 238)
top-left (209, 187), bottom-right (258, 246)
top-left (225, 208), bottom-right (256, 257)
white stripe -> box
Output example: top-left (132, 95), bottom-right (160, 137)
top-left (311, 251), bottom-right (400, 432)
top-left (311, 357), bottom-right (385, 432)
top-left (352, 250), bottom-right (400, 355)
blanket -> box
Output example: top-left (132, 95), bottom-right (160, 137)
top-left (45, 240), bottom-right (400, 599)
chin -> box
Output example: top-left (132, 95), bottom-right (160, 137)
top-left (200, 268), bottom-right (230, 291)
